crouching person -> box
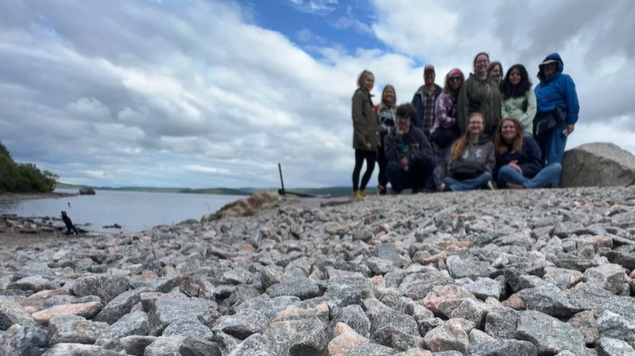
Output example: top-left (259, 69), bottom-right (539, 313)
top-left (384, 104), bottom-right (436, 194)
top-left (494, 117), bottom-right (561, 189)
top-left (442, 112), bottom-right (495, 192)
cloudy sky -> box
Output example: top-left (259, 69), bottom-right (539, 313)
top-left (0, 0), bottom-right (633, 189)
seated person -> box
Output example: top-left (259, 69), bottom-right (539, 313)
top-left (384, 103), bottom-right (436, 194)
top-left (494, 117), bottom-right (562, 189)
top-left (442, 112), bottom-right (495, 191)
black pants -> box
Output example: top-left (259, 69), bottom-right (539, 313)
top-left (65, 225), bottom-right (79, 235)
top-left (377, 133), bottom-right (389, 193)
top-left (386, 156), bottom-right (436, 193)
top-left (352, 149), bottom-right (376, 191)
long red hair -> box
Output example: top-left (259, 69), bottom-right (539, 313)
top-left (494, 117), bottom-right (524, 155)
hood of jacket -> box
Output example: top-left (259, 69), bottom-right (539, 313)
top-left (537, 53), bottom-right (564, 82)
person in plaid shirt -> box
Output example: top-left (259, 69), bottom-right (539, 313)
top-left (412, 64), bottom-right (443, 136)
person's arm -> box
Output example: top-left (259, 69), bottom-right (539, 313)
top-left (384, 132), bottom-right (404, 162)
top-left (517, 90), bottom-right (537, 130)
top-left (352, 90), bottom-right (367, 148)
top-left (456, 81), bottom-right (469, 134)
top-left (408, 129), bottom-right (433, 162)
top-left (435, 94), bottom-right (454, 128)
top-left (501, 99), bottom-right (509, 120)
top-left (518, 137), bottom-right (543, 177)
top-left (485, 142), bottom-right (496, 174)
top-left (563, 76), bottom-right (580, 125)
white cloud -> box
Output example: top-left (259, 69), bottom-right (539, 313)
top-left (66, 98), bottom-right (111, 121)
top-left (0, 0), bottom-right (633, 190)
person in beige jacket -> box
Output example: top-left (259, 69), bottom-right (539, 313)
top-left (351, 70), bottom-right (380, 200)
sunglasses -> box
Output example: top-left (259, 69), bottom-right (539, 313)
top-left (449, 77), bottom-right (462, 82)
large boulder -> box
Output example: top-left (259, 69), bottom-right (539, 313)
top-left (79, 188), bottom-right (96, 195)
top-left (561, 143), bottom-right (635, 187)
top-left (201, 192), bottom-right (278, 222)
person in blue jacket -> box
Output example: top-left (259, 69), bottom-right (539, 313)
top-left (533, 53), bottom-right (580, 173)
top-left (495, 118), bottom-right (561, 189)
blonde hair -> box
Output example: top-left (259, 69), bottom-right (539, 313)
top-left (379, 84), bottom-right (397, 109)
top-left (357, 70), bottom-right (374, 88)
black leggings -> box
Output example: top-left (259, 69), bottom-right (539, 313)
top-left (377, 133), bottom-right (388, 190)
top-left (352, 149), bottom-right (376, 191)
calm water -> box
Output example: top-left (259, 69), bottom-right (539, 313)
top-left (0, 189), bottom-right (244, 234)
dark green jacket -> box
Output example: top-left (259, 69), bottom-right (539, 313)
top-left (352, 88), bottom-right (380, 151)
top-left (457, 74), bottom-right (503, 135)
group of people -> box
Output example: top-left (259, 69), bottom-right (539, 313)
top-left (351, 52), bottom-right (580, 197)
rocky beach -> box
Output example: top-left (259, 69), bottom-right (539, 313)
top-left (1, 187), bottom-right (635, 356)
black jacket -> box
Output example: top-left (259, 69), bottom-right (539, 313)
top-left (384, 126), bottom-right (433, 163)
top-left (62, 215), bottom-right (74, 229)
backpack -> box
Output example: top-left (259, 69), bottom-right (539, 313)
top-left (450, 161), bottom-right (486, 180)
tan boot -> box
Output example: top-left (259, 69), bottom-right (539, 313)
top-left (359, 190), bottom-right (367, 198)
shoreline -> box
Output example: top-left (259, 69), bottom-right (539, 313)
top-left (0, 191), bottom-right (77, 204)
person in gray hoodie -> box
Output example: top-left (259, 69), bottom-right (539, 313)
top-left (442, 112), bottom-right (496, 192)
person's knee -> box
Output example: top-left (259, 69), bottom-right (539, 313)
top-left (497, 166), bottom-right (514, 180)
top-left (483, 172), bottom-right (492, 181)
top-left (386, 161), bottom-right (400, 176)
top-left (550, 163), bottom-right (562, 174)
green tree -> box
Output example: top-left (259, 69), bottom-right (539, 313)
top-left (0, 140), bottom-right (58, 193)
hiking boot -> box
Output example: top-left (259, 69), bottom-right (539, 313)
top-left (487, 181), bottom-right (495, 190)
top-left (359, 190), bottom-right (367, 198)
top-left (352, 190), bottom-right (362, 201)
top-left (441, 183), bottom-right (451, 192)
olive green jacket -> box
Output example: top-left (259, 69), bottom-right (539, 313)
top-left (352, 88), bottom-right (380, 151)
top-left (457, 74), bottom-right (503, 135)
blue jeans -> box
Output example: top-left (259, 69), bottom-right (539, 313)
top-left (386, 156), bottom-right (436, 193)
top-left (443, 172), bottom-right (492, 192)
top-left (533, 116), bottom-right (567, 184)
top-left (497, 163), bottom-right (562, 189)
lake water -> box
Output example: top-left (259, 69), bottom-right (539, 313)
top-left (0, 189), bottom-right (244, 234)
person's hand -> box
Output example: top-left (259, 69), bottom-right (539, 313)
top-left (400, 156), bottom-right (409, 167)
top-left (508, 160), bottom-right (522, 175)
top-left (365, 143), bottom-right (372, 149)
top-left (566, 124), bottom-right (575, 135)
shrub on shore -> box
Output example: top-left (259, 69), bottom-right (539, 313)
top-left (0, 140), bottom-right (57, 193)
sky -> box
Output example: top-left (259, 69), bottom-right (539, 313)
top-left (0, 0), bottom-right (634, 189)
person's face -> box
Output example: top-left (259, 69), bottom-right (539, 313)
top-left (509, 68), bottom-right (521, 85)
top-left (501, 120), bottom-right (516, 141)
top-left (543, 63), bottom-right (557, 77)
top-left (397, 116), bottom-right (410, 131)
top-left (449, 75), bottom-right (462, 90)
top-left (424, 70), bottom-right (435, 85)
top-left (474, 55), bottom-right (489, 74)
top-left (489, 65), bottom-right (502, 81)
top-left (468, 115), bottom-right (484, 135)
top-left (363, 74), bottom-right (374, 91)
top-left (383, 87), bottom-right (395, 104)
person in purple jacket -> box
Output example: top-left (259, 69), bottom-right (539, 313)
top-left (494, 118), bottom-right (561, 189)
top-left (430, 68), bottom-right (464, 190)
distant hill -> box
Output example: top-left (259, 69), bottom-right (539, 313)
top-left (178, 188), bottom-right (250, 196)
top-left (56, 182), bottom-right (353, 197)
